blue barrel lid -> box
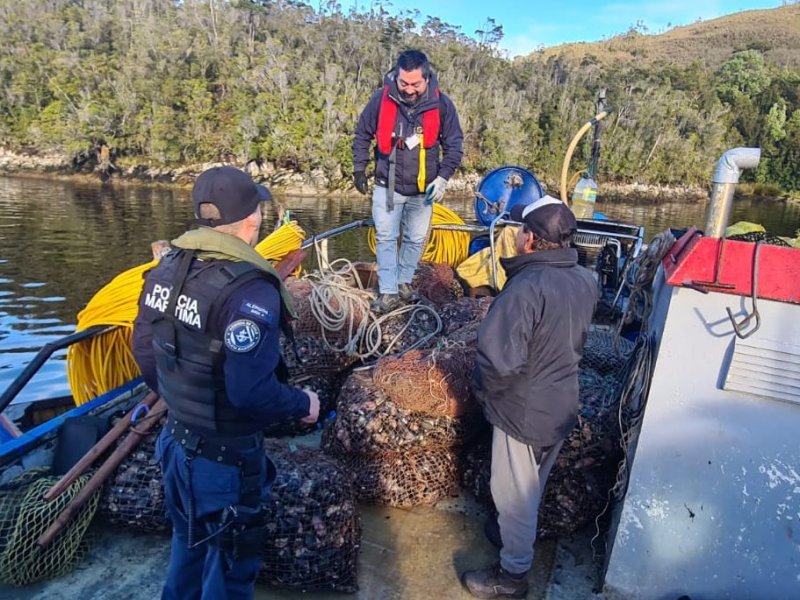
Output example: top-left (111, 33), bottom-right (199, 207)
top-left (474, 165), bottom-right (545, 226)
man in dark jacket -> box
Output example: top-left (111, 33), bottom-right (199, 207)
top-left (133, 166), bottom-right (319, 600)
top-left (352, 49), bottom-right (463, 312)
top-left (461, 196), bottom-right (597, 599)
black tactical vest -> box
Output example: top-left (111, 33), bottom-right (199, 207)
top-left (139, 249), bottom-right (290, 437)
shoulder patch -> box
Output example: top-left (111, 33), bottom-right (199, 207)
top-left (224, 319), bottom-right (261, 353)
top-left (239, 301), bottom-right (275, 324)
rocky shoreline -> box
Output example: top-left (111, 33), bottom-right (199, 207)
top-left (0, 147), bottom-right (731, 203)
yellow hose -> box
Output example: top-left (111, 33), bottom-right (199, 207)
top-left (367, 203), bottom-right (470, 269)
top-left (66, 221), bottom-right (306, 405)
top-left (560, 110), bottom-right (608, 206)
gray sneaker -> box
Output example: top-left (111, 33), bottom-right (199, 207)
top-left (398, 283), bottom-right (419, 302)
top-left (370, 293), bottom-right (401, 313)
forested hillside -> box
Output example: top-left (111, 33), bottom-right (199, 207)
top-left (0, 1), bottom-right (798, 192)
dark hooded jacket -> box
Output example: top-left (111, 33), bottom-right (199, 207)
top-left (472, 247), bottom-right (597, 448)
top-left (352, 71), bottom-right (463, 196)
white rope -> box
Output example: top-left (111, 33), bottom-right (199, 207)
top-left (303, 258), bottom-right (442, 360)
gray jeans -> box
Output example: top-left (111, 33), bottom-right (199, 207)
top-left (371, 186), bottom-right (432, 294)
top-left (490, 426), bottom-right (564, 574)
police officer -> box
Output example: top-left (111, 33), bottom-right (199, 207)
top-left (132, 166), bottom-right (319, 600)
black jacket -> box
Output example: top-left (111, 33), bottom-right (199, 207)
top-left (352, 71), bottom-right (463, 196)
top-left (473, 248), bottom-right (597, 448)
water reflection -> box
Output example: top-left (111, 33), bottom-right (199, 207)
top-left (1, 175), bottom-right (799, 404)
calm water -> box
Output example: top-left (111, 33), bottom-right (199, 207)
top-left (1, 175), bottom-right (799, 404)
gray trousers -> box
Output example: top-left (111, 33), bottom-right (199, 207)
top-left (490, 426), bottom-right (564, 574)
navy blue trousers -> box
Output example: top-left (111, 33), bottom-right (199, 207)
top-left (156, 428), bottom-right (271, 600)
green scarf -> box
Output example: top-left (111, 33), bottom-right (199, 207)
top-left (171, 227), bottom-right (297, 318)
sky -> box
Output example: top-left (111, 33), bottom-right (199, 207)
top-left (365, 0), bottom-right (787, 57)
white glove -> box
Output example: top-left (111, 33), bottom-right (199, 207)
top-left (425, 176), bottom-right (448, 204)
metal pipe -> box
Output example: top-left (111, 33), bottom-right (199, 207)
top-left (704, 147), bottom-right (761, 238)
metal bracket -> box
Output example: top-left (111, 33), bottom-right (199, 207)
top-left (725, 241), bottom-right (762, 339)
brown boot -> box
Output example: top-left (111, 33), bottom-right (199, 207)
top-left (461, 564), bottom-right (528, 599)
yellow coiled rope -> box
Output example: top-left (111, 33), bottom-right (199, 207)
top-left (367, 203), bottom-right (469, 269)
top-left (66, 221), bottom-right (306, 405)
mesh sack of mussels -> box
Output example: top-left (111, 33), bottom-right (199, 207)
top-left (580, 329), bottom-right (635, 375)
top-left (438, 296), bottom-right (493, 335)
top-left (411, 262), bottom-right (464, 307)
top-left (459, 367), bottom-right (624, 537)
top-left (327, 444), bottom-right (460, 507)
top-left (99, 416), bottom-right (169, 533)
top-left (259, 442), bottom-right (359, 592)
top-left (320, 371), bottom-right (482, 453)
top-left (280, 334), bottom-right (358, 378)
top-left (372, 307), bottom-right (441, 355)
top-left (263, 373), bottom-right (343, 438)
top-left (284, 277), bottom-right (319, 337)
top-left (373, 345), bottom-right (479, 418)
top-left (285, 276), bottom-right (370, 346)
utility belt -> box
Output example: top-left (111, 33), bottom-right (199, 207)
top-left (165, 415), bottom-right (264, 469)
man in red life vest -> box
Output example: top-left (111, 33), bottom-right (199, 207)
top-left (352, 49), bottom-right (463, 312)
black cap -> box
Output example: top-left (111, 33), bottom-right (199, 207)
top-left (509, 195), bottom-right (577, 243)
top-left (192, 166), bottom-right (271, 227)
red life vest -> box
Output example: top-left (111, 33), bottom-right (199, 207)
top-left (375, 86), bottom-right (441, 155)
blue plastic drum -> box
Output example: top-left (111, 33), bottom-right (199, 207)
top-left (474, 165), bottom-right (545, 227)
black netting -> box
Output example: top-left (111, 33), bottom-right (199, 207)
top-left (99, 417), bottom-right (169, 533)
top-left (458, 367), bottom-right (624, 538)
top-left (328, 446), bottom-right (460, 508)
top-left (438, 296), bottom-right (493, 335)
top-left (580, 329), bottom-right (635, 375)
top-left (259, 442), bottom-right (359, 592)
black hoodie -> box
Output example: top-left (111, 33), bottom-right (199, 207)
top-left (352, 70), bottom-right (463, 196)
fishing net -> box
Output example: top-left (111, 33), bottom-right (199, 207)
top-left (320, 371), bottom-right (468, 507)
top-left (0, 468), bottom-right (101, 585)
top-left (411, 262), bottom-right (464, 307)
top-left (320, 371), bottom-right (480, 453)
top-left (458, 367), bottom-right (624, 538)
top-left (98, 418), bottom-right (169, 533)
top-left (438, 296), bottom-right (493, 335)
top-left (580, 329), bottom-right (635, 375)
top-left (328, 445), bottom-right (460, 508)
top-left (373, 345), bottom-right (479, 418)
top-left (281, 334), bottom-right (357, 377)
top-left (372, 306), bottom-right (442, 355)
top-left (444, 320), bottom-right (482, 347)
top-left (260, 442), bottom-right (359, 592)
top-left (285, 277), bottom-right (321, 337)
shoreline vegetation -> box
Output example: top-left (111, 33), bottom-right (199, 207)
top-left (2, 146), bottom-right (782, 205)
top-left (1, 2), bottom-right (799, 206)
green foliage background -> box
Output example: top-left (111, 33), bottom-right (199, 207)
top-left (0, 0), bottom-right (798, 192)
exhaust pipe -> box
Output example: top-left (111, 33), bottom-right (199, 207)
top-left (704, 147), bottom-right (761, 238)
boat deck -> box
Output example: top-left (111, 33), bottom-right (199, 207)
top-left (1, 498), bottom-right (604, 600)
